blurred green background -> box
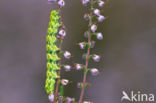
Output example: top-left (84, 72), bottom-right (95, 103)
top-left (0, 0), bottom-right (156, 103)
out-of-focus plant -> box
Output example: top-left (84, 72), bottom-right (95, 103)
top-left (45, 0), bottom-right (106, 103)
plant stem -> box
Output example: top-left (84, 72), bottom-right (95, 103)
top-left (79, 1), bottom-right (93, 102)
top-left (79, 36), bottom-right (91, 103)
top-left (54, 7), bottom-right (62, 103)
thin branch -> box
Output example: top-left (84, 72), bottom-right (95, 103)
top-left (79, 0), bottom-right (93, 102)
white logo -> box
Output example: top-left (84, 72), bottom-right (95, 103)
top-left (121, 91), bottom-right (155, 102)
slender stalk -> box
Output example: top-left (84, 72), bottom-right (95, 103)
top-left (79, 1), bottom-right (93, 102)
top-left (54, 7), bottom-right (62, 103)
top-left (79, 35), bottom-right (91, 103)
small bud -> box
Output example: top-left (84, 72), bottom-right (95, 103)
top-left (57, 34), bottom-right (60, 38)
top-left (91, 24), bottom-right (97, 32)
top-left (91, 68), bottom-right (99, 76)
top-left (66, 97), bottom-right (74, 103)
top-left (79, 42), bottom-right (86, 49)
top-left (94, 9), bottom-right (100, 16)
top-left (82, 54), bottom-right (87, 60)
top-left (96, 32), bottom-right (103, 40)
top-left (59, 29), bottom-right (66, 37)
top-left (77, 82), bottom-right (82, 88)
top-left (58, 0), bottom-right (65, 7)
top-left (75, 64), bottom-right (82, 70)
top-left (61, 79), bottom-right (69, 86)
top-left (84, 13), bottom-right (90, 20)
top-left (48, 94), bottom-right (54, 102)
top-left (58, 96), bottom-right (64, 103)
top-left (91, 41), bottom-right (95, 48)
top-left (98, 1), bottom-right (105, 7)
top-left (92, 54), bottom-right (100, 62)
top-left (64, 51), bottom-right (71, 59)
top-left (98, 15), bottom-right (105, 22)
top-left (82, 0), bottom-right (90, 6)
top-left (64, 65), bottom-right (71, 71)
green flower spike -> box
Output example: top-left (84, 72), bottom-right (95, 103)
top-left (45, 10), bottom-right (60, 94)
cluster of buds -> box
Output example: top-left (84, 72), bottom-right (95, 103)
top-left (48, 0), bottom-right (65, 7)
top-left (93, 8), bottom-right (105, 22)
top-left (77, 0), bottom-right (106, 102)
top-left (80, 0), bottom-right (105, 73)
top-left (57, 25), bottom-right (66, 40)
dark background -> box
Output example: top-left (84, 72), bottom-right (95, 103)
top-left (0, 0), bottom-right (156, 103)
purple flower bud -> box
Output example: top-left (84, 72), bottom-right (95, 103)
top-left (96, 32), bottom-right (103, 40)
top-left (75, 64), bottom-right (82, 70)
top-left (98, 1), bottom-right (105, 7)
top-left (61, 25), bottom-right (66, 30)
top-left (84, 13), bottom-right (89, 20)
top-left (61, 79), bottom-right (69, 86)
top-left (58, 97), bottom-right (64, 103)
top-left (82, 0), bottom-right (90, 6)
top-left (91, 68), bottom-right (99, 76)
top-left (91, 41), bottom-right (95, 48)
top-left (58, 0), bottom-right (65, 7)
top-left (48, 0), bottom-right (57, 4)
top-left (64, 65), bottom-right (71, 71)
top-left (66, 97), bottom-right (72, 103)
top-left (59, 29), bottom-right (66, 37)
top-left (82, 54), bottom-right (86, 60)
top-left (92, 54), bottom-right (100, 62)
top-left (77, 82), bottom-right (82, 88)
top-left (48, 94), bottom-right (54, 102)
top-left (79, 42), bottom-right (86, 49)
top-left (98, 15), bottom-right (105, 22)
top-left (64, 51), bottom-right (71, 59)
top-left (57, 34), bottom-right (61, 39)
top-left (94, 9), bottom-right (100, 16)
top-left (91, 24), bottom-right (97, 32)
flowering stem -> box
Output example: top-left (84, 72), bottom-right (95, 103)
top-left (79, 38), bottom-right (91, 103)
top-left (54, 7), bottom-right (62, 103)
top-left (79, 0), bottom-right (93, 102)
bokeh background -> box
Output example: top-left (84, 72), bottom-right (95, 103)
top-left (0, 0), bottom-right (156, 103)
